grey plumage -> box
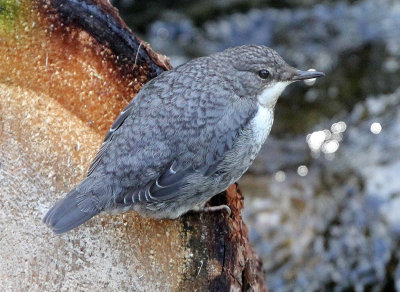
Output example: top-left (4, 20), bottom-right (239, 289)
top-left (44, 45), bottom-right (324, 233)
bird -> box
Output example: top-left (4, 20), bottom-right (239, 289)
top-left (43, 45), bottom-right (324, 233)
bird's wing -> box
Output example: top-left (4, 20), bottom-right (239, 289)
top-left (87, 101), bottom-right (136, 176)
top-left (117, 97), bottom-right (258, 204)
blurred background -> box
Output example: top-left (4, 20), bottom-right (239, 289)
top-left (112, 0), bottom-right (400, 290)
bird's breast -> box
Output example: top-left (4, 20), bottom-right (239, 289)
top-left (215, 105), bottom-right (274, 189)
top-left (250, 105), bottom-right (274, 146)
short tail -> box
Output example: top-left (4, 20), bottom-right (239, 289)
top-left (43, 178), bottom-right (108, 233)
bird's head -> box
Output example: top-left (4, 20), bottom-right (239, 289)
top-left (215, 45), bottom-right (325, 108)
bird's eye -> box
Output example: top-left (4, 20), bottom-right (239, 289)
top-left (258, 69), bottom-right (270, 79)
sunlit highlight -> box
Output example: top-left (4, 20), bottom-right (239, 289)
top-left (297, 165), bottom-right (308, 176)
top-left (306, 121), bottom-right (347, 157)
top-left (275, 170), bottom-right (286, 182)
top-left (370, 122), bottom-right (382, 134)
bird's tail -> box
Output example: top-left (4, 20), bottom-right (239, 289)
top-left (43, 177), bottom-right (110, 234)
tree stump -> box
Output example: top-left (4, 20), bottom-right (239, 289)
top-left (0, 1), bottom-right (266, 290)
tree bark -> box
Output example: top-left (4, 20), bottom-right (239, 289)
top-left (0, 1), bottom-right (266, 290)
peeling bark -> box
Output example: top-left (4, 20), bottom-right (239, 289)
top-left (0, 1), bottom-right (266, 291)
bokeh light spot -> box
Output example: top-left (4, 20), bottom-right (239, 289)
top-left (297, 165), bottom-right (309, 176)
top-left (275, 170), bottom-right (286, 182)
top-left (370, 122), bottom-right (382, 134)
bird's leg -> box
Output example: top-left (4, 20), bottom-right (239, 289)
top-left (203, 205), bottom-right (231, 216)
top-left (190, 193), bottom-right (232, 216)
top-left (190, 204), bottom-right (231, 216)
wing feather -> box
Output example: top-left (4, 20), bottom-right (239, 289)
top-left (87, 101), bottom-right (135, 176)
top-left (124, 102), bottom-right (257, 203)
top-left (87, 139), bottom-right (113, 176)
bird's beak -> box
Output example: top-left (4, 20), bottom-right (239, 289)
top-left (292, 70), bottom-right (325, 81)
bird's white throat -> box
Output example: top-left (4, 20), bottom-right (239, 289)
top-left (257, 81), bottom-right (290, 107)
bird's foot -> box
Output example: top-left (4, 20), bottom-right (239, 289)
top-left (203, 204), bottom-right (231, 216)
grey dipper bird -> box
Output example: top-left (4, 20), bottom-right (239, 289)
top-left (44, 45), bottom-right (324, 233)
